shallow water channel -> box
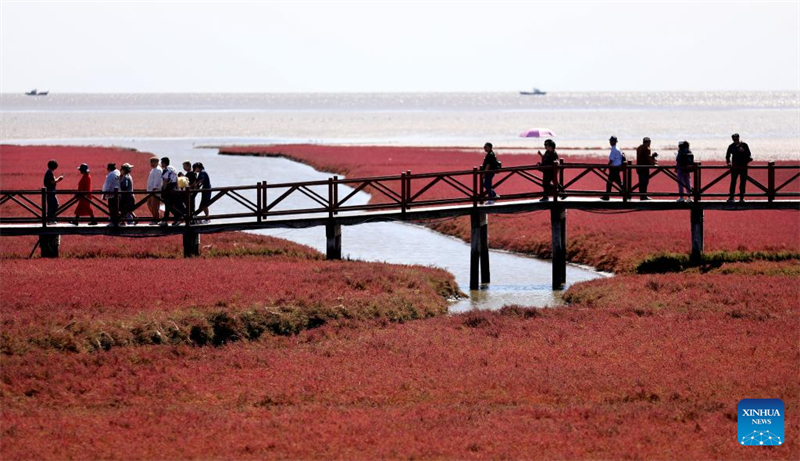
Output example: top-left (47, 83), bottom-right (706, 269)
top-left (11, 138), bottom-right (607, 311)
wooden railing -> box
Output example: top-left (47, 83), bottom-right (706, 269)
top-left (1, 162), bottom-right (798, 226)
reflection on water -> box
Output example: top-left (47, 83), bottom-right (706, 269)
top-left (4, 137), bottom-right (607, 311)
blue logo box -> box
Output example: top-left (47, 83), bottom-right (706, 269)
top-left (738, 399), bottom-right (784, 446)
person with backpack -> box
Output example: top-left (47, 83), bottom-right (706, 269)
top-left (601, 136), bottom-right (625, 201)
top-left (480, 142), bottom-right (501, 204)
top-left (159, 157), bottom-right (181, 226)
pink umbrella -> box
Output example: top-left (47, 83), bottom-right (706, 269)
top-left (519, 128), bottom-right (557, 138)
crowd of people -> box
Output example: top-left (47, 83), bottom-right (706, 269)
top-left (480, 133), bottom-right (753, 203)
top-left (43, 156), bottom-right (212, 226)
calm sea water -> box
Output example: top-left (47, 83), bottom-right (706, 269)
top-left (2, 92), bottom-right (799, 159)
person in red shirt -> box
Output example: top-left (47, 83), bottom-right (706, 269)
top-left (71, 163), bottom-right (97, 225)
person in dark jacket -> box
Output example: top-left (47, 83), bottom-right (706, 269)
top-left (636, 137), bottom-right (657, 200)
top-left (726, 133), bottom-right (752, 202)
top-left (676, 141), bottom-right (693, 202)
top-left (537, 139), bottom-right (559, 202)
top-left (119, 163), bottom-right (137, 225)
top-left (480, 142), bottom-right (501, 204)
top-left (43, 159), bottom-right (64, 223)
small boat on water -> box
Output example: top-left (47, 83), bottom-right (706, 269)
top-left (25, 89), bottom-right (49, 96)
top-left (520, 87), bottom-right (546, 96)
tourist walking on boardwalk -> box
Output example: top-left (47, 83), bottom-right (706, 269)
top-left (43, 159), bottom-right (63, 224)
top-left (101, 162), bottom-right (121, 226)
top-left (481, 142), bottom-right (501, 204)
top-left (601, 136), bottom-right (625, 201)
top-left (193, 162), bottom-right (212, 223)
top-left (146, 157), bottom-right (162, 225)
top-left (636, 137), bottom-right (657, 200)
top-left (537, 138), bottom-right (559, 202)
top-left (676, 141), bottom-right (694, 202)
top-left (119, 163), bottom-right (137, 226)
top-left (71, 163), bottom-right (97, 225)
top-left (159, 157), bottom-right (181, 226)
top-left (726, 133), bottom-right (752, 202)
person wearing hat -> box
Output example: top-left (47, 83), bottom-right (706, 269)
top-left (102, 162), bottom-right (121, 226)
top-left (725, 133), bottom-right (752, 202)
top-left (635, 137), bottom-right (658, 200)
top-left (601, 136), bottom-right (625, 201)
top-left (71, 164), bottom-right (97, 226)
top-left (119, 163), bottom-right (137, 226)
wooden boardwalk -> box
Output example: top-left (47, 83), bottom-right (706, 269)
top-left (3, 161), bottom-right (799, 289)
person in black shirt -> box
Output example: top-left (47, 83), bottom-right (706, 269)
top-left (43, 159), bottom-right (64, 223)
top-left (192, 162), bottom-right (212, 223)
top-left (726, 133), bottom-right (752, 202)
top-left (480, 142), bottom-right (501, 204)
top-left (537, 139), bottom-right (559, 202)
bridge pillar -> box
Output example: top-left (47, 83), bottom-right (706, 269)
top-left (183, 231), bottom-right (200, 258)
top-left (470, 212), bottom-right (489, 290)
top-left (39, 234), bottom-right (60, 258)
top-left (691, 207), bottom-right (704, 264)
top-left (551, 205), bottom-right (567, 289)
top-left (326, 223), bottom-right (341, 260)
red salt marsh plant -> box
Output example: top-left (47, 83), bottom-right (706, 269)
top-left (1, 273), bottom-right (797, 460)
top-left (0, 256), bottom-right (459, 353)
top-left (220, 145), bottom-right (800, 271)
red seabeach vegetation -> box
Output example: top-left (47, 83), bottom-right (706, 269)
top-left (2, 273), bottom-right (797, 460)
top-left (2, 144), bottom-right (798, 459)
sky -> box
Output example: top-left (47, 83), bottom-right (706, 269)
top-left (1, 1), bottom-right (798, 93)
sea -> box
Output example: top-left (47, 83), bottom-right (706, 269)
top-left (1, 91), bottom-right (798, 159)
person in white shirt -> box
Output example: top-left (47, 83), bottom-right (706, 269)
top-left (601, 136), bottom-right (625, 201)
top-left (101, 162), bottom-right (121, 226)
top-left (146, 157), bottom-right (163, 225)
top-left (159, 157), bottom-right (182, 226)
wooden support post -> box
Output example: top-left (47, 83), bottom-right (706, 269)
top-left (693, 162), bottom-right (702, 202)
top-left (690, 206), bottom-right (704, 264)
top-left (262, 181), bottom-right (268, 220)
top-left (472, 167), bottom-right (479, 208)
top-left (768, 162), bottom-right (775, 202)
top-left (256, 181), bottom-right (262, 223)
top-left (470, 212), bottom-right (481, 290)
top-left (183, 231), bottom-right (200, 258)
top-left (326, 223), bottom-right (341, 260)
top-left (41, 188), bottom-right (47, 227)
top-left (39, 234), bottom-right (60, 258)
top-left (479, 213), bottom-right (490, 284)
top-left (551, 205), bottom-right (567, 289)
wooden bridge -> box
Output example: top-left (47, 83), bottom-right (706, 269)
top-left (2, 161), bottom-right (799, 289)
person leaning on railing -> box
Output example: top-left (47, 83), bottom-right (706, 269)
top-left (726, 133), bottom-right (752, 203)
top-left (676, 141), bottom-right (694, 203)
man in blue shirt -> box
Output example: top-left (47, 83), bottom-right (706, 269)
top-left (601, 136), bottom-right (625, 201)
